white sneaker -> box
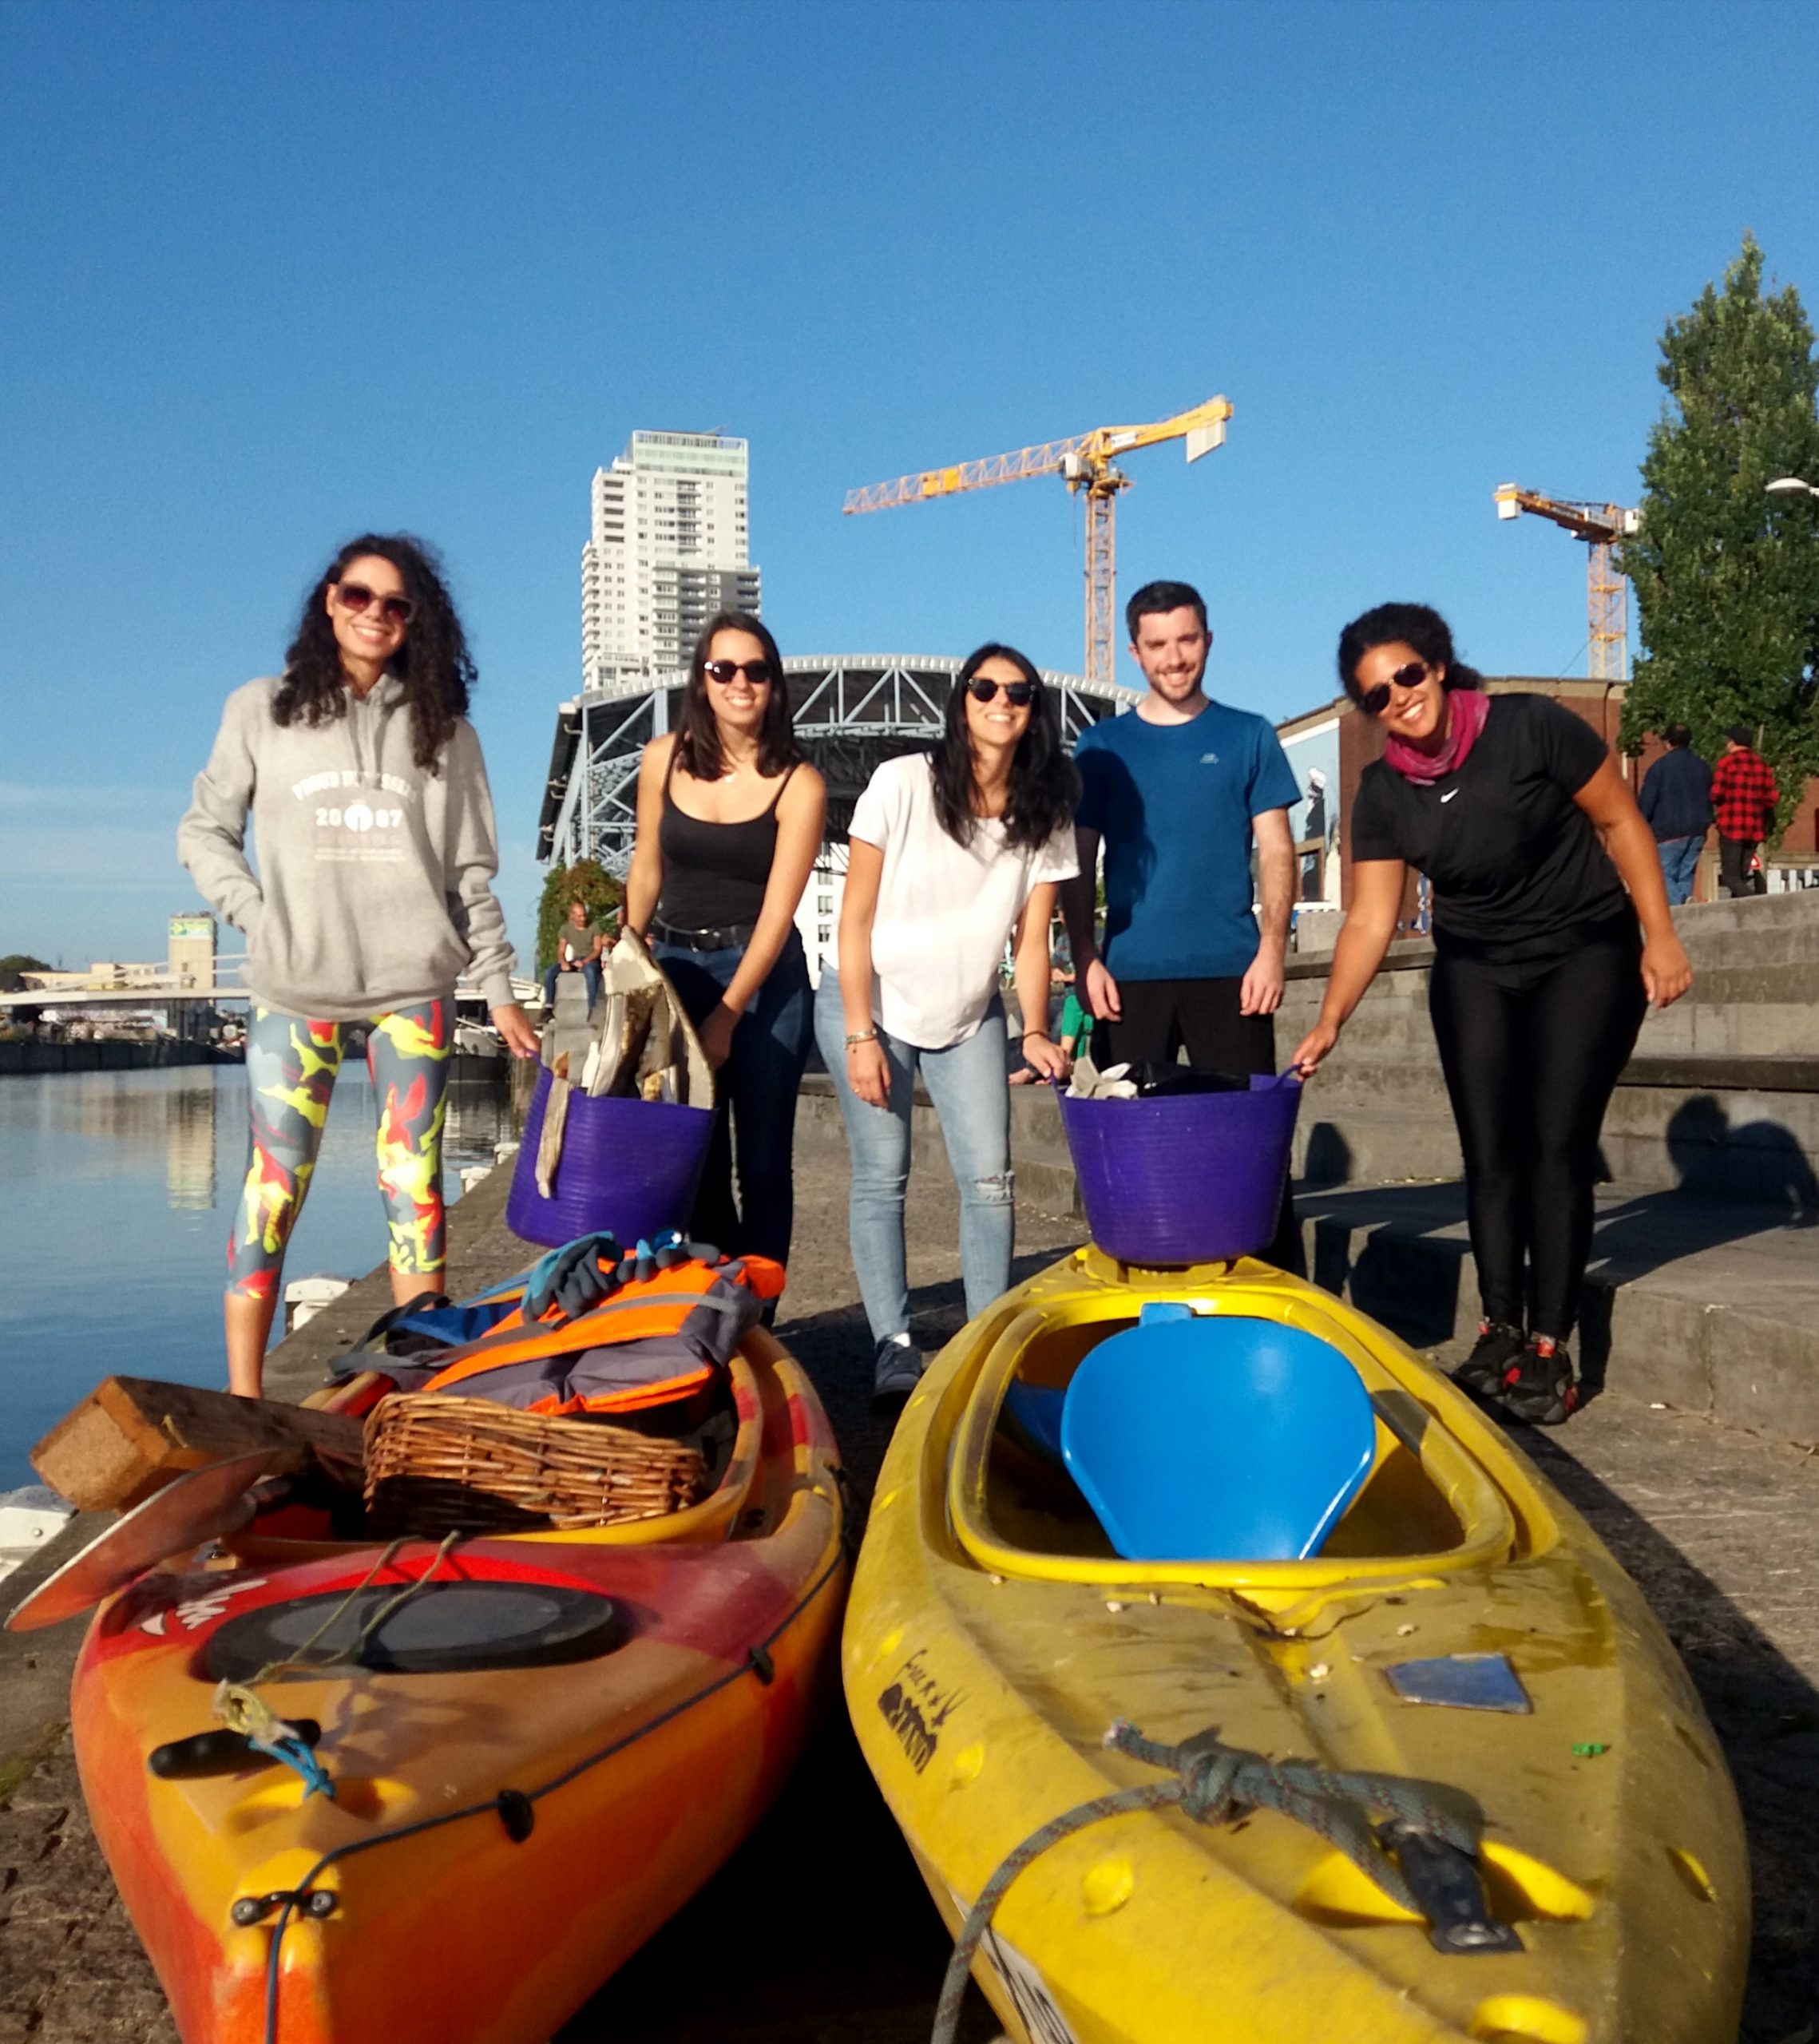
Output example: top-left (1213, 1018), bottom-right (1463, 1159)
top-left (872, 1335), bottom-right (924, 1404)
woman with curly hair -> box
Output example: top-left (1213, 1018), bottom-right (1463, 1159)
top-left (815, 643), bottom-right (1078, 1401)
top-left (1291, 601), bottom-right (1690, 1425)
top-left (179, 534), bottom-right (537, 1396)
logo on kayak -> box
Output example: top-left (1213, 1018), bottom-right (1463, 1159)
top-left (877, 1650), bottom-right (964, 1774)
top-left (139, 1576), bottom-right (268, 1636)
top-left (983, 1929), bottom-right (1081, 2044)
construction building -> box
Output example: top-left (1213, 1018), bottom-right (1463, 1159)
top-left (581, 430), bottom-right (761, 694)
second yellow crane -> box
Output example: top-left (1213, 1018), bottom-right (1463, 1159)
top-left (1494, 485), bottom-right (1641, 682)
top-left (844, 396), bottom-right (1234, 690)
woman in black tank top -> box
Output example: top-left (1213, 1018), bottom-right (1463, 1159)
top-left (624, 612), bottom-right (826, 1271)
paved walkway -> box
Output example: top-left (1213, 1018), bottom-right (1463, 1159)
top-left (2, 1121), bottom-right (1817, 2042)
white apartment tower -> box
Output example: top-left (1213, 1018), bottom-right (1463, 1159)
top-left (581, 430), bottom-right (762, 695)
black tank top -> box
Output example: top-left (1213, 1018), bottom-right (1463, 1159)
top-left (656, 747), bottom-right (797, 931)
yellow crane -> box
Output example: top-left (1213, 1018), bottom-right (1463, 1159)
top-left (1493, 485), bottom-right (1641, 681)
top-left (844, 395), bottom-right (1234, 690)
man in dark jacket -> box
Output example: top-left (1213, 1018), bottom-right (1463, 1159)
top-left (1709, 726), bottom-right (1781, 898)
top-left (1637, 724), bottom-right (1712, 905)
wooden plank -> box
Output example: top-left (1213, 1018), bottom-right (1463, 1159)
top-left (31, 1377), bottom-right (366, 1512)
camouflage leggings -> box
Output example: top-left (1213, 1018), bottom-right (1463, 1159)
top-left (227, 1000), bottom-right (451, 1301)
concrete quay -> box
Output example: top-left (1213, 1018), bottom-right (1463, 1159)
top-left (3, 1122), bottom-right (1818, 2041)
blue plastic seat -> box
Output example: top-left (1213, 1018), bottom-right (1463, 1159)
top-left (1059, 1308), bottom-right (1376, 1562)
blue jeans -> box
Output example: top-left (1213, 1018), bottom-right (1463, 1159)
top-left (652, 930), bottom-right (813, 1266)
top-left (541, 961), bottom-right (601, 1010)
top-left (1657, 834), bottom-right (1703, 906)
top-left (813, 972), bottom-right (1014, 1345)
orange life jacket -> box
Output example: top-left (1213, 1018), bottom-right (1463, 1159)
top-left (413, 1254), bottom-right (784, 1416)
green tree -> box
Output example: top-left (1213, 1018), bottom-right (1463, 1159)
top-left (1619, 235), bottom-right (1819, 834)
top-left (535, 860), bottom-right (624, 970)
top-left (0, 953), bottom-right (51, 992)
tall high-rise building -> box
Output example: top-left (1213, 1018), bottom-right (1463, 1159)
top-left (580, 430), bottom-right (762, 695)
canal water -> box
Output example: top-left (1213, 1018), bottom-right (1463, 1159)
top-left (0, 1064), bottom-right (517, 1490)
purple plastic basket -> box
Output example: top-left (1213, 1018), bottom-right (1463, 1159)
top-left (1056, 1071), bottom-right (1302, 1265)
top-left (505, 1065), bottom-right (715, 1249)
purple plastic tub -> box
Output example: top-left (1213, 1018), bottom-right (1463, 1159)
top-left (1056, 1071), bottom-right (1302, 1266)
top-left (505, 1065), bottom-right (715, 1249)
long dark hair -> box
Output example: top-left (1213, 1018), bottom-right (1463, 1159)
top-left (676, 611), bottom-right (801, 780)
top-left (272, 534), bottom-right (475, 772)
top-left (929, 643), bottom-right (1080, 851)
top-left (1336, 601), bottom-right (1484, 702)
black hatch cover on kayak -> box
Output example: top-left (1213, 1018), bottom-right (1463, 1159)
top-left (204, 1582), bottom-right (624, 1681)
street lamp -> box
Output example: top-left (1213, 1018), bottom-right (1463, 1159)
top-left (1766, 476), bottom-right (1819, 497)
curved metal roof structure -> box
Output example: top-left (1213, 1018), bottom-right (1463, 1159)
top-left (539, 654), bottom-right (1135, 874)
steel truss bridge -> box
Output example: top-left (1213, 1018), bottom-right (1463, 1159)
top-left (537, 655), bottom-right (1135, 875)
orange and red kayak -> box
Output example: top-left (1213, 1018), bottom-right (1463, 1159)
top-left (70, 1326), bottom-right (846, 2044)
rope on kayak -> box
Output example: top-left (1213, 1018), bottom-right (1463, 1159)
top-left (929, 1718), bottom-right (1483, 2044)
top-left (255, 1538), bottom-right (848, 2044)
top-left (211, 1532), bottom-right (462, 1800)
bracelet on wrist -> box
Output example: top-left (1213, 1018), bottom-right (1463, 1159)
top-left (845, 1028), bottom-right (878, 1048)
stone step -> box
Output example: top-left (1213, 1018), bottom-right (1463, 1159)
top-left (1292, 1057), bottom-right (1819, 1204)
top-left (1295, 1178), bottom-right (1819, 1448)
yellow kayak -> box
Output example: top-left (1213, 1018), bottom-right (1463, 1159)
top-left (843, 1247), bottom-right (1747, 2044)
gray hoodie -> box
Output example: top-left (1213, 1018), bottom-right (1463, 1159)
top-left (177, 676), bottom-right (517, 1020)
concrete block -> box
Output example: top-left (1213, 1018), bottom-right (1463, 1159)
top-left (1709, 1309), bottom-right (1819, 1448)
top-left (1589, 1278), bottom-right (1714, 1413)
top-left (1015, 1159), bottom-right (1083, 1219)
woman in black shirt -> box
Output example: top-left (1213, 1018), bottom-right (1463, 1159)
top-left (1291, 603), bottom-right (1690, 1423)
top-left (625, 612), bottom-right (826, 1268)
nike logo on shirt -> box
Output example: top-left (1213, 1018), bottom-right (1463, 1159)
top-left (1441, 789), bottom-right (1460, 803)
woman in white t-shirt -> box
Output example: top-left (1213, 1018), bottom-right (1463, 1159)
top-left (815, 643), bottom-right (1079, 1401)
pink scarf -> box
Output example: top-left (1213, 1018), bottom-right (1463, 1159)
top-left (1383, 687), bottom-right (1490, 786)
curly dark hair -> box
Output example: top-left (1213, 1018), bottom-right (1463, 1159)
top-left (675, 612), bottom-right (801, 781)
top-left (272, 534), bottom-right (475, 772)
top-left (1336, 601), bottom-right (1484, 703)
top-left (929, 644), bottom-right (1080, 852)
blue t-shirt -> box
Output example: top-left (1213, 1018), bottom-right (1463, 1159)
top-left (1074, 699), bottom-right (1300, 980)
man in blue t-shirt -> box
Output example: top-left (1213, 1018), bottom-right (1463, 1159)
top-left (1060, 579), bottom-right (1301, 1258)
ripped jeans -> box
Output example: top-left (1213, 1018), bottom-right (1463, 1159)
top-left (813, 972), bottom-right (1015, 1345)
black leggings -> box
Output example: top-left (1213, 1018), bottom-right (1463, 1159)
top-left (1428, 929), bottom-right (1646, 1340)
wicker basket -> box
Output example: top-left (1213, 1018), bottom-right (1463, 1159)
top-left (363, 1392), bottom-right (711, 1539)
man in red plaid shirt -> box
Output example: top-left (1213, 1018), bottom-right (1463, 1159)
top-left (1709, 725), bottom-right (1781, 897)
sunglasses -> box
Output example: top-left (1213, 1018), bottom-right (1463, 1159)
top-left (334, 580), bottom-right (415, 624)
top-left (966, 676), bottom-right (1035, 706)
top-left (1359, 660), bottom-right (1427, 716)
top-left (703, 659), bottom-right (775, 686)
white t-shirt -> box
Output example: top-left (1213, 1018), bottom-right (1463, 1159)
top-left (838, 752), bottom-right (1078, 1050)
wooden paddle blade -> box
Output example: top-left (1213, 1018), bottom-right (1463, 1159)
top-left (6, 1451), bottom-right (284, 1634)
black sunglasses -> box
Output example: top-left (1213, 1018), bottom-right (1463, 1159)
top-left (334, 580), bottom-right (415, 624)
top-left (966, 676), bottom-right (1035, 706)
top-left (1358, 660), bottom-right (1427, 716)
top-left (703, 659), bottom-right (775, 686)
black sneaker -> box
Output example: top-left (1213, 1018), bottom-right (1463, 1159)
top-left (1452, 1321), bottom-right (1527, 1395)
top-left (872, 1335), bottom-right (925, 1406)
top-left (1497, 1339), bottom-right (1579, 1425)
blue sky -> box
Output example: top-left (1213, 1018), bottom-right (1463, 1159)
top-left (5, 1), bottom-right (1817, 967)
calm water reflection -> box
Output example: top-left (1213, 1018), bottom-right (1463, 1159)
top-left (0, 1065), bottom-right (517, 1487)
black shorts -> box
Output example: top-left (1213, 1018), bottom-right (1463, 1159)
top-left (1092, 975), bottom-right (1276, 1079)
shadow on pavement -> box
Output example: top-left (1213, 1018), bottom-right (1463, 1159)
top-left (1504, 1415), bottom-right (1819, 2044)
top-left (557, 1711), bottom-right (1000, 2044)
top-left (556, 1257), bottom-right (1077, 2044)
